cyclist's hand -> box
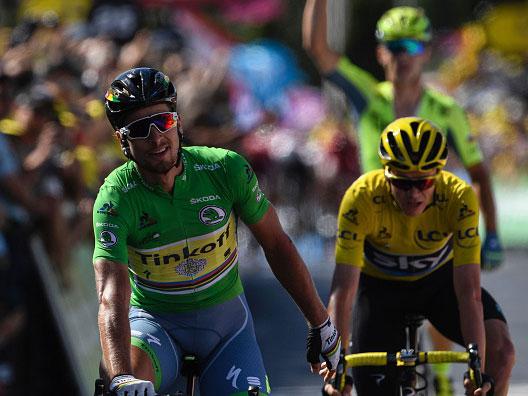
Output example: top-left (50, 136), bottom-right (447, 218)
top-left (481, 231), bottom-right (503, 271)
top-left (109, 374), bottom-right (155, 396)
top-left (322, 380), bottom-right (353, 396)
top-left (463, 371), bottom-right (494, 395)
top-left (306, 317), bottom-right (341, 376)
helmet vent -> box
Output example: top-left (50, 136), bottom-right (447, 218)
top-left (389, 161), bottom-right (410, 170)
top-left (387, 132), bottom-right (405, 161)
top-left (422, 162), bottom-right (438, 170)
top-left (440, 146), bottom-right (448, 160)
top-left (400, 131), bottom-right (420, 164)
top-left (379, 141), bottom-right (389, 159)
top-left (425, 132), bottom-right (443, 162)
top-left (419, 130), bottom-right (431, 162)
top-left (410, 121), bottom-right (420, 136)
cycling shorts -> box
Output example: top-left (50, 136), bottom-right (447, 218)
top-left (129, 293), bottom-right (270, 395)
top-left (351, 261), bottom-right (506, 395)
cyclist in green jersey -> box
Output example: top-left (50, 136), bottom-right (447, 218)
top-left (302, 1), bottom-right (502, 272)
top-left (94, 67), bottom-right (341, 395)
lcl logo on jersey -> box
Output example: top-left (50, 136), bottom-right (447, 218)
top-left (414, 229), bottom-right (450, 249)
top-left (199, 205), bottom-right (226, 225)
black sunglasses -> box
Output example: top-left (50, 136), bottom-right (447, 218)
top-left (385, 167), bottom-right (437, 191)
top-left (388, 177), bottom-right (436, 191)
top-left (120, 112), bottom-right (179, 140)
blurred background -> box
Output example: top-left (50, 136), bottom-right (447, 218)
top-left (0, 0), bottom-right (526, 395)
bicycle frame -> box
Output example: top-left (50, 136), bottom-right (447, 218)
top-left (333, 315), bottom-right (483, 395)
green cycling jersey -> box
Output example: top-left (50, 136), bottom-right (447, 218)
top-left (325, 56), bottom-right (483, 172)
top-left (93, 146), bottom-right (269, 312)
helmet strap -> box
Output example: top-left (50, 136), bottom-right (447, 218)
top-left (175, 125), bottom-right (184, 167)
top-left (118, 128), bottom-right (134, 160)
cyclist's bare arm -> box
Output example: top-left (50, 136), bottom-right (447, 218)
top-left (247, 206), bottom-right (328, 328)
top-left (303, 0), bottom-right (341, 74)
top-left (467, 163), bottom-right (498, 233)
top-left (94, 258), bottom-right (133, 380)
top-left (327, 263), bottom-right (360, 353)
top-left (453, 264), bottom-right (486, 369)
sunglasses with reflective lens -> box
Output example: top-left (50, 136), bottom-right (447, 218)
top-left (388, 176), bottom-right (436, 191)
top-left (386, 39), bottom-right (425, 56)
top-left (121, 112), bottom-right (179, 140)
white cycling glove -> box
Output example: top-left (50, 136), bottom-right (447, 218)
top-left (306, 317), bottom-right (342, 370)
top-left (109, 374), bottom-right (155, 396)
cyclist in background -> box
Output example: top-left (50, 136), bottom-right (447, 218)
top-left (93, 67), bottom-right (341, 396)
top-left (303, 1), bottom-right (502, 270)
top-left (303, 3), bottom-right (503, 391)
top-left (320, 117), bottom-right (514, 396)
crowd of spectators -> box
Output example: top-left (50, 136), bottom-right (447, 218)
top-left (0, 1), bottom-right (526, 394)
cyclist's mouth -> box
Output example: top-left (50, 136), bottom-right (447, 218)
top-left (149, 146), bottom-right (169, 156)
top-left (402, 201), bottom-right (424, 213)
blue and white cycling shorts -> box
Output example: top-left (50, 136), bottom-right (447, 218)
top-left (129, 293), bottom-right (271, 395)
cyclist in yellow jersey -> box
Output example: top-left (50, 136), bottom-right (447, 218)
top-left (303, 3), bottom-right (503, 391)
top-left (319, 118), bottom-right (514, 396)
top-left (302, 1), bottom-right (502, 272)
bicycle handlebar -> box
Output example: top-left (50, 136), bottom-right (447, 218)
top-left (332, 344), bottom-right (484, 393)
top-left (343, 350), bottom-right (470, 367)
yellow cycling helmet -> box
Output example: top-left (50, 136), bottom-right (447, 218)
top-left (379, 117), bottom-right (448, 172)
top-left (375, 6), bottom-right (432, 42)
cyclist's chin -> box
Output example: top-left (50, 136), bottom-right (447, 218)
top-left (401, 201), bottom-right (426, 216)
top-left (138, 156), bottom-right (177, 174)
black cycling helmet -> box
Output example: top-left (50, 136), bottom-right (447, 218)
top-left (104, 67), bottom-right (177, 130)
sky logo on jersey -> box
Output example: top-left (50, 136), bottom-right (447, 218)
top-left (99, 230), bottom-right (117, 247)
top-left (97, 202), bottom-right (118, 216)
top-left (199, 205), bottom-right (226, 225)
top-left (364, 240), bottom-right (452, 276)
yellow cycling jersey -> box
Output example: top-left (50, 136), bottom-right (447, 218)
top-left (335, 170), bottom-right (481, 281)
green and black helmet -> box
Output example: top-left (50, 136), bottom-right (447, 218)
top-left (375, 6), bottom-right (432, 42)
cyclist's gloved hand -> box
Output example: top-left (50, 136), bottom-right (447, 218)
top-left (109, 374), bottom-right (155, 396)
top-left (463, 371), bottom-right (495, 396)
top-left (481, 231), bottom-right (503, 271)
top-left (307, 317), bottom-right (341, 372)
